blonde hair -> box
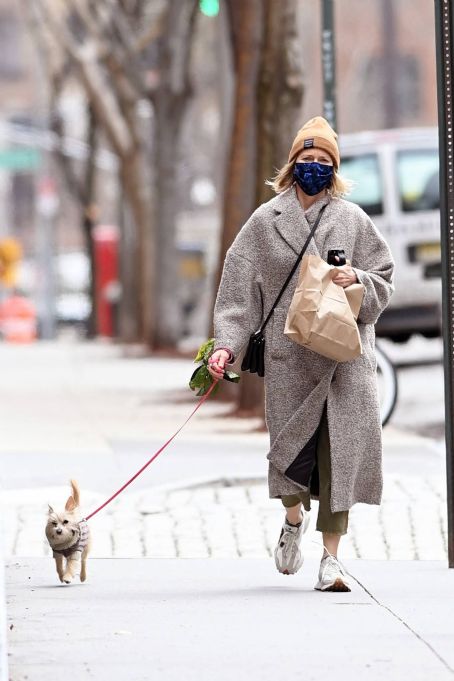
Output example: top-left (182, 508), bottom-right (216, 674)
top-left (266, 160), bottom-right (353, 197)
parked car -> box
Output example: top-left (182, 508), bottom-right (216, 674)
top-left (339, 127), bottom-right (440, 342)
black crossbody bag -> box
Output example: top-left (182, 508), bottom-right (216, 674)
top-left (240, 204), bottom-right (327, 377)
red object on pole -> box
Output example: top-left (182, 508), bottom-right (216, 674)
top-left (93, 225), bottom-right (119, 337)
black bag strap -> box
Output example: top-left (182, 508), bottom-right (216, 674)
top-left (259, 203), bottom-right (328, 332)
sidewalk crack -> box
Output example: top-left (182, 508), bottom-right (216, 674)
top-left (349, 572), bottom-right (454, 676)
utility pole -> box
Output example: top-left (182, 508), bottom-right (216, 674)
top-left (321, 0), bottom-right (337, 130)
top-left (35, 176), bottom-right (58, 340)
top-left (381, 0), bottom-right (399, 128)
top-left (435, 0), bottom-right (454, 568)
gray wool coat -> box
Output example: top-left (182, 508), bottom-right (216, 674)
top-left (212, 184), bottom-right (395, 513)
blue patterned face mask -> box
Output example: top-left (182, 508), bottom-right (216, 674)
top-left (293, 162), bottom-right (334, 196)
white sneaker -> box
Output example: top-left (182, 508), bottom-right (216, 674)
top-left (274, 510), bottom-right (310, 575)
top-left (314, 554), bottom-right (351, 592)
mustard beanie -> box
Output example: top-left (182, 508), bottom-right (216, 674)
top-left (288, 116), bottom-right (340, 168)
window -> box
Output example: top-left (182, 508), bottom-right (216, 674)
top-left (397, 149), bottom-right (439, 212)
top-left (340, 153), bottom-right (383, 216)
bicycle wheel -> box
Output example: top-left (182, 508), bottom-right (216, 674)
top-left (375, 342), bottom-right (398, 427)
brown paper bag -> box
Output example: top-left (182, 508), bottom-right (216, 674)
top-left (284, 253), bottom-right (365, 362)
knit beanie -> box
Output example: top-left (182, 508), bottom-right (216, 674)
top-left (288, 116), bottom-right (340, 168)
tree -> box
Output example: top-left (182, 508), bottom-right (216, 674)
top-left (25, 0), bottom-right (199, 347)
top-left (148, 0), bottom-right (199, 348)
top-left (212, 0), bottom-right (304, 419)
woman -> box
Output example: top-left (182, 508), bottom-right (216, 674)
top-left (207, 116), bottom-right (394, 592)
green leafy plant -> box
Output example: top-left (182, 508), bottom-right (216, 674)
top-left (189, 338), bottom-right (240, 396)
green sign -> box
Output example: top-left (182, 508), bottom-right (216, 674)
top-left (0, 148), bottom-right (41, 171)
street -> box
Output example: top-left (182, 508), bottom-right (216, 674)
top-left (379, 335), bottom-right (445, 440)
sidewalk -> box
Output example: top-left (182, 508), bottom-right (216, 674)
top-left (0, 338), bottom-right (452, 679)
top-left (0, 339), bottom-right (448, 562)
top-left (0, 515), bottom-right (7, 681)
top-left (0, 469), bottom-right (448, 562)
top-left (5, 557), bottom-right (454, 680)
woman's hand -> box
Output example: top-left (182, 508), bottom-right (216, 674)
top-left (207, 349), bottom-right (230, 380)
top-left (331, 259), bottom-right (358, 288)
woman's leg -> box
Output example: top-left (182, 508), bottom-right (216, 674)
top-left (281, 492), bottom-right (310, 525)
top-left (274, 492), bottom-right (311, 575)
top-left (322, 533), bottom-right (342, 559)
top-left (314, 403), bottom-right (351, 591)
top-left (316, 403), bottom-right (349, 551)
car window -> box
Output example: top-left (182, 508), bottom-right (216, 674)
top-left (339, 153), bottom-right (383, 216)
top-left (397, 149), bottom-right (439, 212)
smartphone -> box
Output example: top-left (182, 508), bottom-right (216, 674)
top-left (327, 248), bottom-right (346, 266)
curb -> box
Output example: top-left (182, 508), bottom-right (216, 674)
top-left (126, 472), bottom-right (268, 499)
top-left (0, 515), bottom-right (8, 681)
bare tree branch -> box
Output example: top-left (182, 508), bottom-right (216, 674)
top-left (37, 0), bottom-right (134, 157)
top-left (72, 0), bottom-right (148, 99)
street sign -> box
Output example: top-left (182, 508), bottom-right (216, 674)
top-left (435, 0), bottom-right (454, 568)
top-left (0, 148), bottom-right (40, 171)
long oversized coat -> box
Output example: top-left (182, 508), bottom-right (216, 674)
top-left (212, 184), bottom-right (395, 512)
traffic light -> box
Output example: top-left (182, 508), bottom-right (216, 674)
top-left (199, 0), bottom-right (219, 17)
top-left (0, 237), bottom-right (22, 288)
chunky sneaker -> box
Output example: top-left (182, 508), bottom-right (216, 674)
top-left (314, 554), bottom-right (351, 592)
top-left (274, 510), bottom-right (310, 575)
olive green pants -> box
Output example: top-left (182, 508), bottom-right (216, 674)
top-left (280, 404), bottom-right (349, 536)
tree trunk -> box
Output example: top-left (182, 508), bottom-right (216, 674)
top-left (216, 0), bottom-right (263, 275)
top-left (242, 0), bottom-right (303, 416)
top-left (209, 0), bottom-right (263, 412)
top-left (120, 147), bottom-right (155, 343)
top-left (149, 0), bottom-right (199, 349)
top-left (212, 0), bottom-right (304, 417)
top-left (117, 182), bottom-right (141, 342)
top-left (82, 103), bottom-right (98, 339)
top-left (151, 98), bottom-right (186, 349)
top-left (256, 0), bottom-right (304, 203)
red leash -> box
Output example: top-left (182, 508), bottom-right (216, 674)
top-left (83, 380), bottom-right (218, 522)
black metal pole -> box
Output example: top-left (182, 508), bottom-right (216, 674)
top-left (434, 0), bottom-right (454, 568)
top-left (321, 0), bottom-right (337, 130)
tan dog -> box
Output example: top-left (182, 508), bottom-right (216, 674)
top-left (45, 479), bottom-right (91, 584)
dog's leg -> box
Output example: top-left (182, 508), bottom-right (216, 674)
top-left (54, 554), bottom-right (65, 582)
top-left (62, 553), bottom-right (81, 584)
top-left (80, 545), bottom-right (89, 582)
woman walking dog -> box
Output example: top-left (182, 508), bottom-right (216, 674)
top-left (208, 116), bottom-right (394, 592)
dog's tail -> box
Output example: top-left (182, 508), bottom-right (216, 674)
top-left (69, 479), bottom-right (80, 508)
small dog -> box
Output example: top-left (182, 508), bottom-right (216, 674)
top-left (45, 479), bottom-right (91, 584)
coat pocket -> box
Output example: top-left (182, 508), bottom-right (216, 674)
top-left (270, 306), bottom-right (309, 361)
top-left (356, 323), bottom-right (377, 372)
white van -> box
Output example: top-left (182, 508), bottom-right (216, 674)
top-left (339, 127), bottom-right (440, 342)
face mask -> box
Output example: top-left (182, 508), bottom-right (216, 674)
top-left (293, 162), bottom-right (334, 196)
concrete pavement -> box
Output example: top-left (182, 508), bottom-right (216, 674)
top-left (0, 523), bottom-right (7, 681)
top-left (0, 468), bottom-right (449, 562)
top-left (0, 338), bottom-right (449, 562)
top-left (0, 337), bottom-right (452, 680)
top-left (6, 558), bottom-right (454, 681)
